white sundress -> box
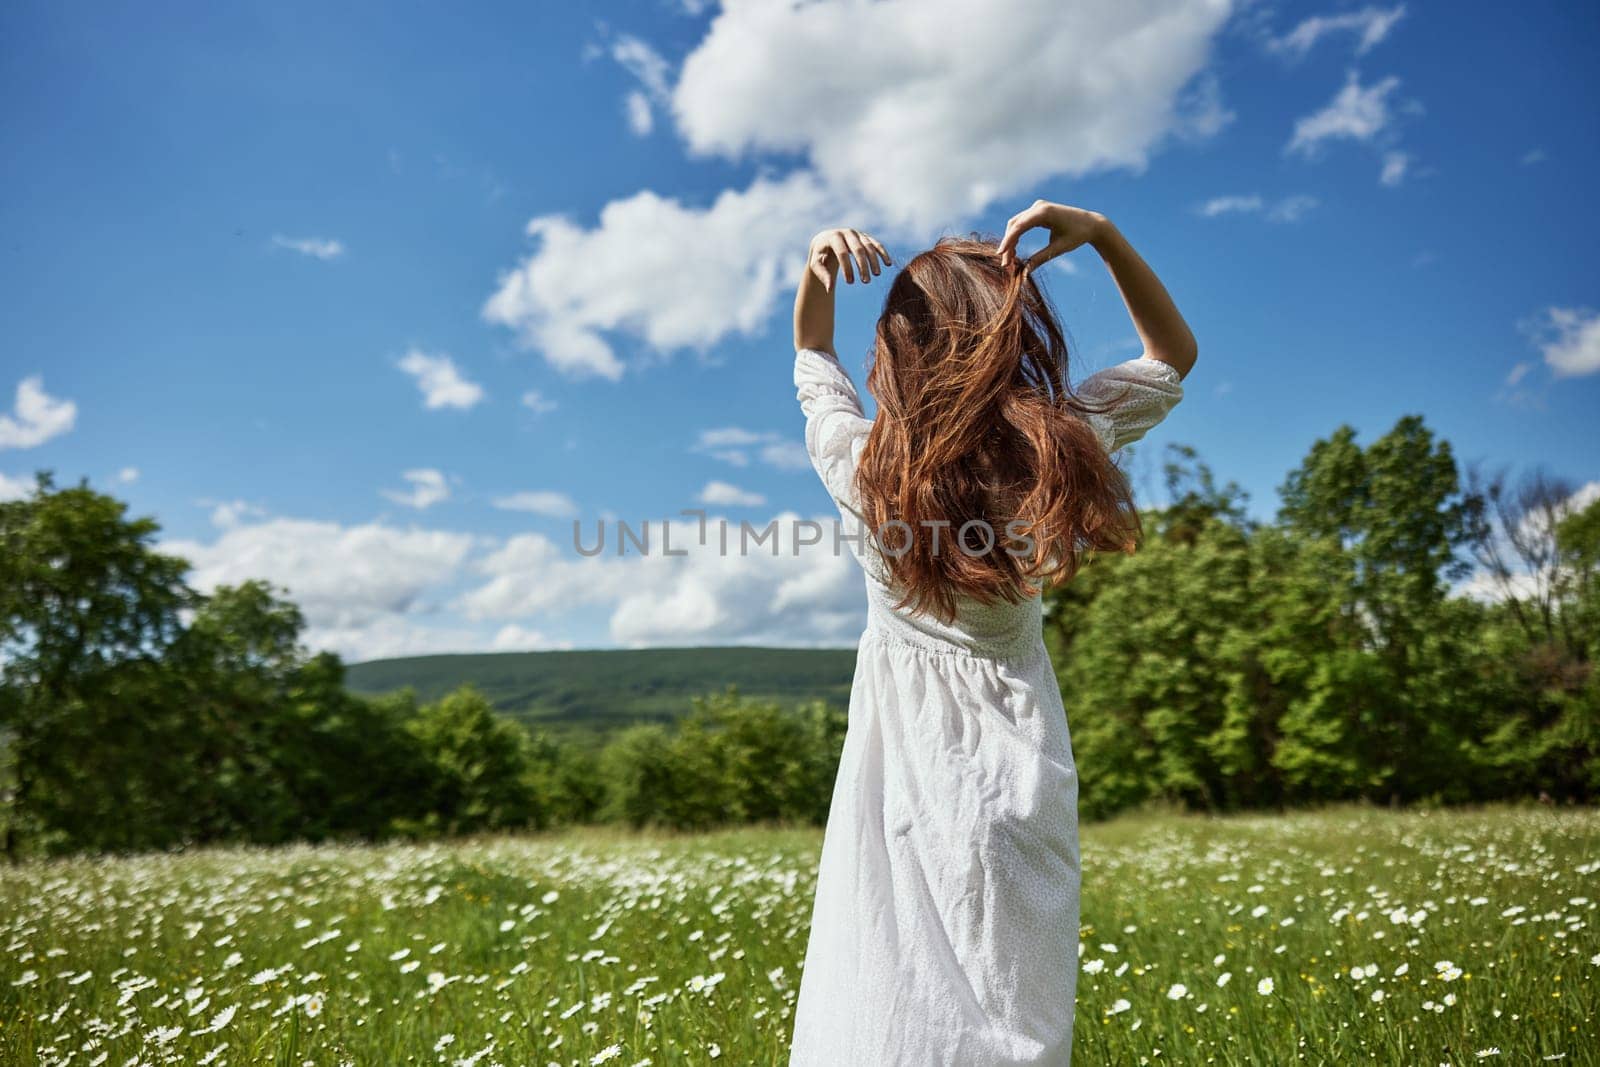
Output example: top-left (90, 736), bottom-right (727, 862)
top-left (786, 345), bottom-right (1186, 1067)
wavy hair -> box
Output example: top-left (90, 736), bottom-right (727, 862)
top-left (854, 232), bottom-right (1143, 622)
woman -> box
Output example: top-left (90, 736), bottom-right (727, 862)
top-left (786, 200), bottom-right (1196, 1066)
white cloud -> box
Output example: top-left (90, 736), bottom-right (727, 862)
top-left (625, 91), bottom-right (653, 136)
top-left (1267, 195), bottom-right (1320, 222)
top-left (1452, 480), bottom-right (1600, 606)
top-left (0, 376), bottom-right (76, 450)
top-left (271, 235), bottom-right (345, 261)
top-left (489, 0), bottom-right (1238, 377)
top-left (1521, 148), bottom-right (1547, 166)
top-left (672, 0), bottom-right (1234, 233)
top-left (0, 471), bottom-right (33, 501)
top-left (697, 427), bottom-right (770, 449)
top-left (491, 624), bottom-right (574, 652)
top-left (1269, 5), bottom-right (1406, 58)
top-left (492, 490), bottom-right (579, 518)
top-left (207, 498), bottom-right (268, 528)
top-left (166, 505), bottom-right (880, 655)
top-left (1567, 480), bottom-right (1600, 515)
top-left (759, 439), bottom-right (812, 470)
top-left (1525, 307), bottom-right (1600, 378)
top-left (613, 34), bottom-right (671, 98)
top-left (116, 466), bottom-right (139, 484)
top-left (1198, 194), bottom-right (1264, 217)
top-left (520, 389), bottom-right (558, 414)
top-left (1379, 150), bottom-right (1409, 186)
top-left (1287, 71), bottom-right (1401, 157)
top-left (398, 349), bottom-right (486, 410)
top-left (455, 512), bottom-right (867, 647)
top-left (699, 480), bottom-right (767, 507)
top-left (456, 532), bottom-right (622, 619)
top-left (1504, 361), bottom-right (1532, 387)
top-left (484, 171), bottom-right (835, 380)
top-left (612, 34), bottom-right (671, 135)
top-left (163, 517), bottom-right (476, 636)
top-left (303, 617), bottom-right (500, 663)
top-left (1196, 193), bottom-right (1317, 222)
top-left (693, 426), bottom-right (811, 470)
top-left (382, 468), bottom-right (452, 510)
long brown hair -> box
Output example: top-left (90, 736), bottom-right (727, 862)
top-left (854, 232), bottom-right (1143, 622)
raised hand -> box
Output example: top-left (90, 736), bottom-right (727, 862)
top-left (809, 227), bottom-right (893, 292)
top-left (996, 200), bottom-right (1107, 273)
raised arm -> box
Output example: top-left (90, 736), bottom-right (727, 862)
top-left (794, 227), bottom-right (893, 355)
top-left (997, 201), bottom-right (1198, 379)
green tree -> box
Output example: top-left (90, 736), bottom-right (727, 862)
top-left (403, 685), bottom-right (538, 835)
top-left (0, 473), bottom-right (194, 856)
top-left (1276, 416), bottom-right (1476, 803)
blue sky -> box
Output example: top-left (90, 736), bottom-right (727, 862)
top-left (2, 0), bottom-right (1596, 659)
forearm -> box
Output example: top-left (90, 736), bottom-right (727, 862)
top-left (794, 261), bottom-right (836, 355)
top-left (1090, 219), bottom-right (1197, 377)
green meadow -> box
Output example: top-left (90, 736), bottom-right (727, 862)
top-left (2, 802), bottom-right (1594, 1066)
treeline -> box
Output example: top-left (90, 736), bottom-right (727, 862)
top-left (0, 475), bottom-right (846, 857)
top-left (1049, 416), bottom-right (1599, 818)
top-left (3, 409), bottom-right (1597, 857)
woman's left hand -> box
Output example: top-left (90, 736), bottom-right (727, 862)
top-left (809, 228), bottom-right (892, 292)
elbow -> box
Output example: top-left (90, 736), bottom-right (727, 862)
top-left (1174, 333), bottom-right (1198, 380)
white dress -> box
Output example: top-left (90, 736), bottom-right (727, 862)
top-left (787, 345), bottom-right (1185, 1067)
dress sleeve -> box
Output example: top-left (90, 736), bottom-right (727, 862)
top-left (794, 346), bottom-right (873, 517)
top-left (1075, 355), bottom-right (1186, 453)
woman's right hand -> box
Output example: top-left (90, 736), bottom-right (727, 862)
top-left (996, 200), bottom-right (1108, 272)
top-left (809, 227), bottom-right (892, 292)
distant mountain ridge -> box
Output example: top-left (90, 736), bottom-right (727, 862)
top-left (345, 646), bottom-right (858, 731)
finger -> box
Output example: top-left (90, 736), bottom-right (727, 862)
top-left (996, 210), bottom-right (1041, 267)
top-left (810, 256), bottom-right (831, 291)
top-left (843, 230), bottom-right (873, 281)
top-left (853, 231), bottom-right (884, 278)
top-left (867, 237), bottom-right (893, 266)
top-left (829, 234), bottom-right (855, 284)
top-left (810, 247), bottom-right (835, 291)
top-left (857, 234), bottom-right (886, 278)
top-left (998, 205), bottom-right (1044, 254)
top-left (1023, 236), bottom-right (1071, 274)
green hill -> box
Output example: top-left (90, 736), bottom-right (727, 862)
top-left (345, 646), bottom-right (858, 732)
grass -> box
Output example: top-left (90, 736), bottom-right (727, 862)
top-left (0, 802), bottom-right (1595, 1065)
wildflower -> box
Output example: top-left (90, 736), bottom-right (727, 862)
top-left (1257, 977), bottom-right (1274, 995)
